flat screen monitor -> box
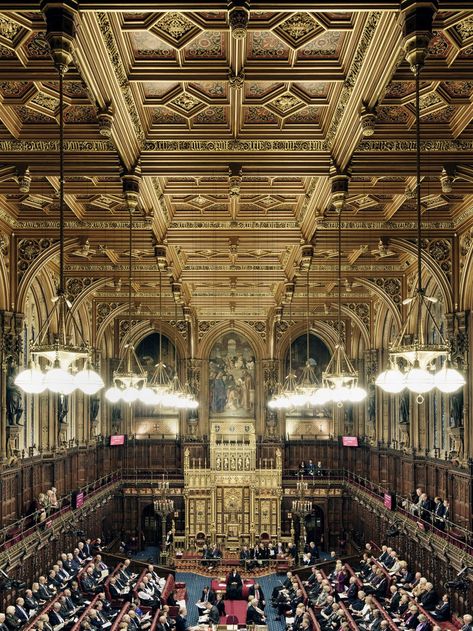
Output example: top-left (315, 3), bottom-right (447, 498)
top-left (342, 436), bottom-right (359, 447)
top-left (110, 434), bottom-right (125, 446)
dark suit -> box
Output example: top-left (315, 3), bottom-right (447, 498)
top-left (200, 589), bottom-right (216, 605)
top-left (14, 606), bottom-right (29, 624)
top-left (431, 602), bottom-right (451, 622)
top-left (208, 606), bottom-right (220, 625)
top-left (226, 571), bottom-right (243, 599)
top-left (38, 584), bottom-right (53, 600)
top-left (5, 613), bottom-right (22, 630)
top-left (388, 591), bottom-right (401, 612)
top-left (175, 614), bottom-right (187, 631)
top-left (248, 585), bottom-right (265, 605)
top-left (49, 610), bottom-right (66, 626)
top-left (246, 605), bottom-right (264, 625)
top-left (420, 589), bottom-right (439, 611)
top-left (24, 596), bottom-right (39, 613)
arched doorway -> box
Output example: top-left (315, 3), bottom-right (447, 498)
top-left (304, 505), bottom-right (325, 547)
top-left (141, 504), bottom-right (160, 546)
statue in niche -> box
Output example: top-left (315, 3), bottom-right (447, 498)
top-left (237, 455), bottom-right (243, 470)
top-left (6, 363), bottom-right (24, 426)
top-left (245, 455), bottom-right (250, 470)
top-left (367, 384), bottom-right (376, 425)
top-left (400, 390), bottom-right (410, 425)
top-left (58, 394), bottom-right (69, 425)
top-left (265, 408), bottom-right (277, 436)
top-left (216, 455), bottom-right (221, 470)
top-left (223, 456), bottom-right (229, 470)
top-left (230, 455), bottom-right (236, 470)
top-left (90, 393), bottom-right (100, 423)
top-left (111, 403), bottom-right (122, 433)
top-left (450, 389), bottom-right (464, 427)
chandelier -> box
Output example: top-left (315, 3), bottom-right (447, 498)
top-left (15, 39), bottom-right (103, 396)
top-left (316, 210), bottom-right (367, 407)
top-left (375, 52), bottom-right (464, 402)
top-left (153, 475), bottom-right (174, 515)
top-left (291, 477), bottom-right (312, 516)
top-left (105, 208), bottom-right (149, 404)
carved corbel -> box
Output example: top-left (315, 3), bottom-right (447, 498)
top-left (97, 103), bottom-right (114, 138)
top-left (229, 163), bottom-right (242, 198)
top-left (329, 162), bottom-right (351, 213)
top-left (228, 0), bottom-right (250, 40)
top-left (154, 244), bottom-right (168, 272)
top-left (299, 244), bottom-right (314, 272)
top-left (360, 102), bottom-right (377, 137)
top-left (40, 0), bottom-right (79, 74)
top-left (400, 1), bottom-right (438, 73)
top-left (121, 162), bottom-right (141, 212)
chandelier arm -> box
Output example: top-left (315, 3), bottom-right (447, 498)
top-left (337, 208), bottom-right (342, 342)
top-left (31, 301), bottom-right (60, 347)
top-left (306, 267), bottom-right (310, 364)
top-left (59, 70), bottom-right (65, 296)
top-left (422, 297), bottom-right (449, 345)
top-left (415, 66), bottom-right (423, 295)
top-left (391, 296), bottom-right (419, 348)
top-left (159, 269), bottom-right (163, 365)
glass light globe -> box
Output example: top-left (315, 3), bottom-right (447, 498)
top-left (15, 364), bottom-right (45, 394)
top-left (348, 386), bottom-right (368, 402)
top-left (122, 387), bottom-right (139, 403)
top-left (268, 399), bottom-right (277, 409)
top-left (44, 367), bottom-right (76, 395)
top-left (189, 399), bottom-right (199, 409)
top-left (139, 386), bottom-right (157, 405)
top-left (434, 366), bottom-right (465, 393)
top-left (74, 367), bottom-right (104, 395)
top-left (405, 367), bottom-right (434, 394)
top-left (375, 368), bottom-right (405, 393)
top-left (309, 388), bottom-right (329, 406)
top-left (332, 386), bottom-right (350, 404)
top-left (105, 386), bottom-right (121, 403)
top-left (317, 387), bottom-right (333, 403)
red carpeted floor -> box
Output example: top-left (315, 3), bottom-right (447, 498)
top-left (221, 600), bottom-right (248, 625)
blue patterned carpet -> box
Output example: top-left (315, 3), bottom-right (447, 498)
top-left (177, 571), bottom-right (292, 631)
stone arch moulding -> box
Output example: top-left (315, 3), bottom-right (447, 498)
top-left (198, 319), bottom-right (265, 361)
top-left (459, 238), bottom-right (473, 309)
top-left (16, 237), bottom-right (78, 312)
top-left (275, 320), bottom-right (339, 366)
top-left (390, 237), bottom-right (453, 312)
top-left (120, 318), bottom-right (188, 362)
top-left (354, 278), bottom-right (402, 348)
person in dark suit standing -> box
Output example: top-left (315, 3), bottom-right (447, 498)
top-left (246, 598), bottom-right (266, 625)
top-left (248, 582), bottom-right (265, 607)
top-left (226, 569), bottom-right (243, 599)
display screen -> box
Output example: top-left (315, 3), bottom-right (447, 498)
top-left (72, 491), bottom-right (84, 509)
top-left (384, 492), bottom-right (395, 510)
top-left (110, 434), bottom-right (125, 446)
top-left (342, 436), bottom-right (359, 447)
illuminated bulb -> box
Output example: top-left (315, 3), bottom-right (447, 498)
top-left (74, 366), bottom-right (104, 395)
top-left (434, 365), bottom-right (465, 394)
top-left (44, 367), bottom-right (76, 395)
top-left (405, 367), bottom-right (434, 394)
top-left (122, 387), bottom-right (139, 403)
top-left (15, 363), bottom-right (45, 394)
top-left (375, 368), bottom-right (405, 393)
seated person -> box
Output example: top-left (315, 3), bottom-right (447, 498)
top-left (430, 594), bottom-right (451, 622)
top-left (215, 593), bottom-right (226, 617)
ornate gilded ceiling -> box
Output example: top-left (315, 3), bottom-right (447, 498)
top-left (1, 2), bottom-right (473, 344)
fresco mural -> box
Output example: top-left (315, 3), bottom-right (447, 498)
top-left (209, 332), bottom-right (256, 418)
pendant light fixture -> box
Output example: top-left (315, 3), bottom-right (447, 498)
top-left (317, 209), bottom-right (367, 407)
top-left (375, 47), bottom-right (464, 402)
top-left (105, 208), bottom-right (149, 404)
top-left (268, 301), bottom-right (300, 410)
top-left (297, 268), bottom-right (320, 405)
top-left (15, 33), bottom-right (103, 397)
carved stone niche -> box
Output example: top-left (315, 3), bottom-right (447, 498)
top-left (448, 426), bottom-right (464, 462)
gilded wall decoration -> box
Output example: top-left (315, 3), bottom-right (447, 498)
top-left (369, 277), bottom-right (401, 307)
top-left (209, 331), bottom-right (256, 418)
top-left (198, 320), bottom-right (217, 342)
top-left (17, 238), bottom-right (55, 284)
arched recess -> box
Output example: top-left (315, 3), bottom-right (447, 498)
top-left (120, 319), bottom-right (188, 363)
top-left (199, 320), bottom-right (265, 361)
top-left (96, 303), bottom-right (128, 349)
top-left (390, 238), bottom-right (453, 312)
top-left (198, 320), bottom-right (265, 428)
top-left (16, 237), bottom-right (78, 312)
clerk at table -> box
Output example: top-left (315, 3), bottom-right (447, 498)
top-left (226, 569), bottom-right (243, 599)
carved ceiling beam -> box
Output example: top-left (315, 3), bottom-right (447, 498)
top-left (8, 1), bottom-right (472, 10)
top-left (128, 67), bottom-right (346, 82)
top-left (73, 12), bottom-right (143, 170)
top-left (328, 11), bottom-right (403, 171)
top-left (46, 175), bottom-right (86, 220)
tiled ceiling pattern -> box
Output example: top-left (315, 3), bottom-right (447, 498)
top-left (0, 5), bottom-right (472, 323)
